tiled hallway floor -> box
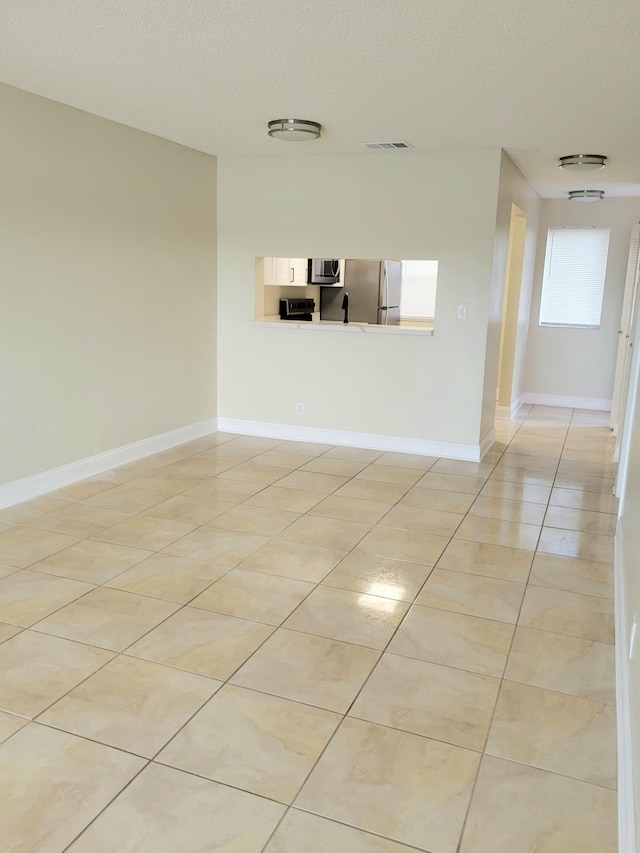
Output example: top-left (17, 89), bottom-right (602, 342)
top-left (0, 406), bottom-right (618, 852)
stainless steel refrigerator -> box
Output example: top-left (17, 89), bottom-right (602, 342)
top-left (319, 260), bottom-right (402, 325)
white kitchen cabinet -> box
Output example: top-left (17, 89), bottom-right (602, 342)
top-left (264, 257), bottom-right (308, 286)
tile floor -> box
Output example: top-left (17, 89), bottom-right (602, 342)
top-left (0, 405), bottom-right (618, 852)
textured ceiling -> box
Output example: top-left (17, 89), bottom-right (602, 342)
top-left (1, 0), bottom-right (639, 198)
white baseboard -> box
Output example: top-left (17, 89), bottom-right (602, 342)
top-left (479, 428), bottom-right (496, 460)
top-left (0, 418), bottom-right (218, 510)
top-left (614, 523), bottom-right (637, 853)
top-left (520, 393), bottom-right (611, 411)
top-left (217, 418), bottom-right (484, 462)
top-left (496, 395), bottom-right (526, 421)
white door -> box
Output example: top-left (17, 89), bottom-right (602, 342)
top-left (611, 223), bottom-right (640, 439)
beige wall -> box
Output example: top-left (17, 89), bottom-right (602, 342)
top-left (0, 84), bottom-right (217, 484)
top-left (481, 151), bottom-right (540, 439)
top-left (523, 199), bottom-right (640, 403)
top-left (217, 149), bottom-right (503, 449)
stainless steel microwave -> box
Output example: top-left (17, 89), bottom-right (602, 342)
top-left (307, 258), bottom-right (341, 285)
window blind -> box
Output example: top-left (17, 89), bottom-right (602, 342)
top-left (400, 260), bottom-right (438, 320)
top-left (539, 227), bottom-right (610, 328)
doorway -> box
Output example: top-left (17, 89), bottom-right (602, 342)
top-left (496, 204), bottom-right (528, 417)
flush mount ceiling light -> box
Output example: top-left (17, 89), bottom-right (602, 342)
top-left (568, 190), bottom-right (605, 202)
top-left (268, 118), bottom-right (321, 142)
top-left (559, 154), bottom-right (607, 171)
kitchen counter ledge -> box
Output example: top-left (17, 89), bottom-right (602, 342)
top-left (253, 316), bottom-right (434, 336)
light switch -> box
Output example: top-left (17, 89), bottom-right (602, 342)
top-left (457, 304), bottom-right (467, 320)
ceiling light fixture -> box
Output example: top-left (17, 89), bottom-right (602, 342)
top-left (268, 119), bottom-right (321, 142)
top-left (568, 190), bottom-right (605, 203)
top-left (559, 154), bottom-right (607, 171)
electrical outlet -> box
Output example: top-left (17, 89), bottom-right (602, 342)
top-left (457, 304), bottom-right (467, 320)
top-left (295, 402), bottom-right (305, 416)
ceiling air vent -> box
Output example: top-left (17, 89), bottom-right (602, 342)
top-left (361, 141), bottom-right (413, 150)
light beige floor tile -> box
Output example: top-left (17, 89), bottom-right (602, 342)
top-left (479, 479), bottom-right (551, 504)
top-left (488, 466), bottom-right (555, 487)
top-left (558, 458), bottom-right (616, 479)
top-left (322, 446), bottom-right (382, 463)
top-left (519, 585), bottom-right (614, 644)
top-left (0, 563), bottom-right (18, 580)
top-left (40, 655), bottom-right (219, 757)
top-left (388, 605), bottom-right (514, 677)
top-left (32, 539), bottom-right (152, 584)
top-left (199, 445), bottom-right (258, 464)
top-left (141, 494), bottom-right (235, 525)
top-left (459, 756), bottom-right (617, 853)
top-left (454, 515), bottom-right (540, 551)
top-left (218, 462), bottom-right (289, 486)
top-left (231, 628), bottom-right (379, 713)
top-left (207, 503), bottom-right (300, 536)
top-left (34, 587), bottom-right (180, 651)
top-left (469, 495), bottom-right (546, 524)
top-left (309, 494), bottom-right (391, 525)
top-left (0, 622), bottom-right (21, 643)
top-left (0, 526), bottom-right (79, 569)
top-left (239, 539), bottom-right (346, 582)
top-left (429, 458), bottom-right (494, 478)
top-left (273, 440), bottom-right (333, 456)
top-left (295, 717), bottom-right (480, 853)
top-left (373, 451), bottom-right (438, 470)
top-left (191, 568), bottom-right (314, 625)
top-left (283, 585), bottom-right (408, 650)
top-left (416, 471), bottom-right (486, 495)
top-left (553, 471), bottom-right (615, 493)
top-left (158, 683), bottom-right (340, 803)
top-left (105, 553), bottom-right (229, 603)
top-left (436, 539), bottom-right (533, 582)
top-left (486, 680), bottom-right (617, 788)
top-left (82, 484), bottom-right (166, 513)
top-left (550, 487), bottom-right (619, 514)
top-left (159, 455), bottom-right (237, 477)
top-left (382, 504), bottom-right (463, 536)
top-left (0, 570), bottom-right (93, 627)
top-left (278, 515), bottom-right (370, 551)
top-left (300, 457), bottom-right (368, 477)
top-left (416, 569), bottom-right (524, 623)
top-left (356, 525), bottom-right (449, 566)
top-left (265, 809), bottom-right (418, 853)
top-left (93, 515), bottom-right (196, 550)
top-left (505, 625), bottom-right (615, 704)
top-left (0, 724), bottom-right (144, 853)
top-left (334, 478), bottom-right (409, 504)
top-left (244, 485), bottom-right (324, 512)
top-left (400, 486), bottom-right (475, 513)
top-left (529, 552), bottom-right (613, 598)
top-left (164, 527), bottom-right (269, 566)
top-left (252, 450), bottom-right (315, 469)
top-left (356, 464), bottom-right (423, 487)
top-left (126, 471), bottom-right (210, 494)
top-left (184, 477), bottom-right (265, 502)
top-left (544, 505), bottom-right (617, 536)
top-left (66, 762), bottom-right (286, 853)
top-left (274, 470), bottom-right (350, 494)
top-left (0, 711), bottom-right (28, 744)
top-left (0, 630), bottom-right (113, 717)
top-left (27, 505), bottom-right (130, 537)
top-left (350, 653), bottom-right (500, 751)
top-left (0, 496), bottom-right (73, 524)
top-left (127, 606), bottom-right (274, 679)
top-left (322, 552), bottom-right (433, 602)
top-left (225, 436), bottom-right (283, 451)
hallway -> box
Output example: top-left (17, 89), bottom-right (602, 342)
top-left (0, 405), bottom-right (617, 851)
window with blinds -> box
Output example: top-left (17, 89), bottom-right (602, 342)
top-left (400, 260), bottom-right (438, 321)
top-left (539, 227), bottom-right (610, 328)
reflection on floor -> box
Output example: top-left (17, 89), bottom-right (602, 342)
top-left (0, 405), bottom-right (618, 852)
